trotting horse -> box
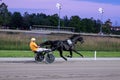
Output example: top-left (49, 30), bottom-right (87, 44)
top-left (40, 34), bottom-right (84, 61)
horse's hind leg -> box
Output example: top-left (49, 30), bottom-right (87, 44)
top-left (59, 50), bottom-right (67, 61)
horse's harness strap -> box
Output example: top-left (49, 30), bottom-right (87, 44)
top-left (67, 39), bottom-right (72, 45)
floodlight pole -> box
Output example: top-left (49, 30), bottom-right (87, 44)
top-left (58, 7), bottom-right (61, 30)
top-left (98, 8), bottom-right (104, 35)
top-left (56, 3), bottom-right (61, 30)
top-left (100, 12), bottom-right (103, 34)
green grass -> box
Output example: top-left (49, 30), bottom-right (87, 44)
top-left (0, 50), bottom-right (120, 58)
top-left (0, 50), bottom-right (34, 57)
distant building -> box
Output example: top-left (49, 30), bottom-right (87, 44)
top-left (105, 19), bottom-right (120, 31)
top-left (111, 26), bottom-right (120, 31)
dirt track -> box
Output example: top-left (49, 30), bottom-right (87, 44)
top-left (0, 60), bottom-right (120, 80)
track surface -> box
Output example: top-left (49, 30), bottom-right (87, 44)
top-left (0, 59), bottom-right (120, 80)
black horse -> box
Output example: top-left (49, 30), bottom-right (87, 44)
top-left (40, 34), bottom-right (84, 61)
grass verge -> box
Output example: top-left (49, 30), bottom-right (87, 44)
top-left (0, 50), bottom-right (120, 58)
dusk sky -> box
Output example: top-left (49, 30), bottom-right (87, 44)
top-left (2, 0), bottom-right (120, 26)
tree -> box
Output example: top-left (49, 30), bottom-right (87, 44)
top-left (36, 13), bottom-right (47, 25)
top-left (0, 3), bottom-right (10, 28)
top-left (63, 15), bottom-right (69, 27)
top-left (48, 14), bottom-right (58, 26)
top-left (69, 15), bottom-right (81, 32)
top-left (103, 19), bottom-right (112, 34)
top-left (22, 12), bottom-right (31, 29)
top-left (80, 18), bottom-right (96, 33)
top-left (10, 12), bottom-right (23, 29)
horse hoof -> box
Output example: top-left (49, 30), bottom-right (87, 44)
top-left (64, 59), bottom-right (67, 61)
top-left (67, 55), bottom-right (72, 58)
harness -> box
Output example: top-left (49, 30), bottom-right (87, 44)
top-left (67, 39), bottom-right (72, 45)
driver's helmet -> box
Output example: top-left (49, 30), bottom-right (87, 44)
top-left (31, 38), bottom-right (36, 41)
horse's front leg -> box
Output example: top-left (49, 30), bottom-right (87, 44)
top-left (59, 50), bottom-right (67, 61)
top-left (67, 50), bottom-right (73, 58)
top-left (73, 49), bottom-right (84, 57)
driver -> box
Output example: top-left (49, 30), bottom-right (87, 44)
top-left (29, 38), bottom-right (51, 53)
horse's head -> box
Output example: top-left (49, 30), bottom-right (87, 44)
top-left (77, 36), bottom-right (84, 44)
top-left (70, 34), bottom-right (84, 44)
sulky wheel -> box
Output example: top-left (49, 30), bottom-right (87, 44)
top-left (45, 53), bottom-right (55, 64)
top-left (35, 54), bottom-right (44, 62)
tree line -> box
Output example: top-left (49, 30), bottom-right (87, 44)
top-left (0, 3), bottom-right (115, 34)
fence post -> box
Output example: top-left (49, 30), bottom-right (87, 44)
top-left (94, 51), bottom-right (96, 60)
